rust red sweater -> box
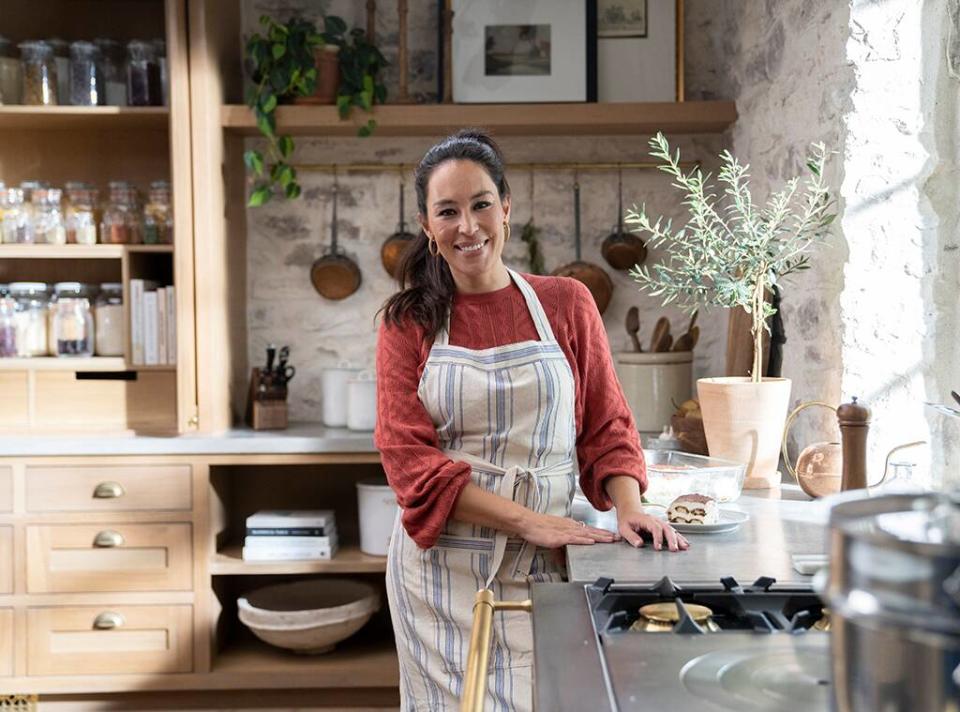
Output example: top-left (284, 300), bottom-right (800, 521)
top-left (374, 274), bottom-right (647, 549)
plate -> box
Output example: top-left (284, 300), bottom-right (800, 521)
top-left (647, 506), bottom-right (750, 534)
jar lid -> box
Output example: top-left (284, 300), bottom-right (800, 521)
top-left (53, 281), bottom-right (85, 294)
top-left (44, 38), bottom-right (69, 56)
top-left (18, 40), bottom-right (53, 57)
top-left (9, 281), bottom-right (49, 294)
top-left (69, 40), bottom-right (98, 55)
top-left (99, 282), bottom-right (122, 291)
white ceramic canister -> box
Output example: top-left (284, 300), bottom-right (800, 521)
top-left (321, 362), bottom-right (360, 427)
top-left (356, 478), bottom-right (398, 556)
top-left (347, 371), bottom-right (377, 431)
top-left (614, 350), bottom-right (693, 433)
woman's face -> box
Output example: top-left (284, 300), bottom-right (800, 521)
top-left (421, 159), bottom-right (511, 291)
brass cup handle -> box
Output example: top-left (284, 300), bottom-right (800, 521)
top-left (93, 612), bottom-right (125, 630)
top-left (93, 530), bottom-right (124, 548)
top-left (781, 401), bottom-right (837, 480)
top-left (93, 481), bottom-right (125, 499)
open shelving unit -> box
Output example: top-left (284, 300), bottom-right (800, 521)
top-left (212, 543), bottom-right (387, 575)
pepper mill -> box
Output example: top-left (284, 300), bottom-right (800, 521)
top-left (837, 396), bottom-right (871, 491)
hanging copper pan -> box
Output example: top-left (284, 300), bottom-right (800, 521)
top-left (380, 178), bottom-right (416, 279)
top-left (601, 167), bottom-right (647, 271)
top-left (552, 181), bottom-right (613, 314)
top-left (311, 181), bottom-right (361, 300)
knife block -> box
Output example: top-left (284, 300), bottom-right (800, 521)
top-left (245, 367), bottom-right (288, 430)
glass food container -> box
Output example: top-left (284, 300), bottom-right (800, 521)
top-left (641, 450), bottom-right (747, 506)
top-left (19, 40), bottom-right (57, 105)
top-left (10, 281), bottom-right (49, 357)
top-left (94, 282), bottom-right (123, 356)
top-left (45, 38), bottom-right (70, 105)
top-left (0, 294), bottom-right (16, 357)
top-left (95, 38), bottom-right (126, 106)
top-left (31, 188), bottom-right (65, 244)
top-left (65, 185), bottom-right (99, 244)
top-left (50, 282), bottom-right (94, 357)
top-left (152, 38), bottom-right (167, 106)
top-left (69, 40), bottom-right (103, 106)
top-left (126, 40), bottom-right (161, 106)
top-left (143, 180), bottom-right (173, 244)
top-left (101, 182), bottom-right (142, 244)
top-left (1, 188), bottom-right (30, 243)
top-left (0, 35), bottom-right (22, 105)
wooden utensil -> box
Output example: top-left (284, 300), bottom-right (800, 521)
top-left (625, 306), bottom-right (642, 352)
top-left (311, 181), bottom-right (361, 301)
top-left (673, 324), bottom-right (700, 352)
top-left (551, 181), bottom-right (614, 314)
top-left (601, 167), bottom-right (647, 271)
top-left (650, 316), bottom-right (671, 352)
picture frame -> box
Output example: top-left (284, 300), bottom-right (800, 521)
top-left (597, 0), bottom-right (684, 102)
top-left (451, 0), bottom-right (598, 103)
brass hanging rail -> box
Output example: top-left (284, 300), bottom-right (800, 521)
top-left (290, 161), bottom-right (699, 173)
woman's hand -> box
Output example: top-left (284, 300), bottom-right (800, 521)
top-left (517, 511), bottom-right (620, 549)
top-left (617, 508), bottom-right (689, 552)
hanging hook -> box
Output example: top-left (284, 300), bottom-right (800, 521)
top-left (529, 167), bottom-right (536, 224)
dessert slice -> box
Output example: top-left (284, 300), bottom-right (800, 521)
top-left (666, 493), bottom-right (719, 525)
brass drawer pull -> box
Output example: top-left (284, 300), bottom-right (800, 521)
top-left (93, 481), bottom-right (125, 499)
top-left (93, 612), bottom-right (125, 630)
top-left (93, 530), bottom-right (124, 548)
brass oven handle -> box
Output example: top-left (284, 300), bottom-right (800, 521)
top-left (93, 530), bottom-right (124, 548)
top-left (461, 589), bottom-right (532, 712)
top-left (93, 612), bottom-right (125, 630)
top-left (93, 481), bottom-right (125, 499)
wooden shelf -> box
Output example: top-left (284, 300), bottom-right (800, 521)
top-left (0, 106), bottom-right (169, 131)
top-left (0, 358), bottom-right (175, 372)
top-left (212, 634), bottom-right (399, 689)
top-left (212, 543), bottom-right (388, 575)
top-left (221, 101), bottom-right (738, 137)
top-left (0, 244), bottom-right (173, 259)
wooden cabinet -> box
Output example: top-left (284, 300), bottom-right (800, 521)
top-left (26, 523), bottom-right (193, 593)
top-left (0, 608), bottom-right (12, 677)
top-left (26, 463), bottom-right (192, 512)
top-left (0, 466), bottom-right (11, 512)
top-left (0, 527), bottom-right (11, 594)
top-left (27, 605), bottom-right (193, 675)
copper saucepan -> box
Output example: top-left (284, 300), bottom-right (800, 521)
top-left (311, 181), bottom-right (361, 300)
top-left (601, 167), bottom-right (646, 271)
top-left (551, 181), bottom-right (613, 314)
top-left (381, 178), bottom-right (416, 279)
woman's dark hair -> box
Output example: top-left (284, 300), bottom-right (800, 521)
top-left (380, 129), bottom-right (510, 340)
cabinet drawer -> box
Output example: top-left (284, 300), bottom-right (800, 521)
top-left (0, 466), bottom-right (11, 512)
top-left (0, 608), bottom-right (11, 676)
top-left (26, 464), bottom-right (191, 512)
top-left (26, 523), bottom-right (192, 593)
top-left (27, 604), bottom-right (193, 675)
top-left (0, 526), bottom-right (11, 594)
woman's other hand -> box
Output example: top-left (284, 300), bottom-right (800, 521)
top-left (617, 508), bottom-right (689, 552)
top-left (517, 511), bottom-right (619, 549)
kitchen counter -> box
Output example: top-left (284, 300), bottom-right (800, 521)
top-left (567, 486), bottom-right (829, 585)
top-left (0, 422), bottom-right (378, 456)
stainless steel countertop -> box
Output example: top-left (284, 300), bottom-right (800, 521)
top-left (566, 487), bottom-right (829, 585)
top-left (0, 422), bottom-right (377, 456)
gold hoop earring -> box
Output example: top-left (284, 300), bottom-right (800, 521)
top-left (503, 222), bottom-right (511, 242)
top-left (427, 237), bottom-right (439, 257)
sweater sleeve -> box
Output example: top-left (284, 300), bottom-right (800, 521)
top-left (567, 281), bottom-right (648, 510)
top-left (373, 318), bottom-right (473, 549)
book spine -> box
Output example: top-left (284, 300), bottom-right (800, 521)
top-left (246, 527), bottom-right (329, 537)
top-left (143, 291), bottom-right (158, 365)
top-left (241, 546), bottom-right (336, 561)
top-left (244, 535), bottom-right (336, 547)
top-left (157, 287), bottom-right (167, 365)
top-left (165, 285), bottom-right (176, 364)
top-left (130, 279), bottom-right (144, 364)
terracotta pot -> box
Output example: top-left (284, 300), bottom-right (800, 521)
top-left (696, 376), bottom-right (791, 489)
top-left (296, 45), bottom-right (340, 105)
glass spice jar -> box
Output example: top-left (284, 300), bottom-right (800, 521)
top-left (0, 36), bottom-right (22, 105)
top-left (69, 40), bottom-right (103, 106)
top-left (10, 281), bottom-right (49, 357)
top-left (0, 294), bottom-right (16, 357)
top-left (31, 188), bottom-right (66, 245)
top-left (65, 185), bottom-right (99, 244)
top-left (50, 282), bottom-right (94, 357)
top-left (94, 38), bottom-right (126, 106)
top-left (143, 180), bottom-right (173, 244)
top-left (126, 40), bottom-right (161, 107)
top-left (19, 40), bottom-right (57, 106)
top-left (101, 182), bottom-right (142, 244)
top-left (1, 188), bottom-right (30, 243)
top-left (94, 282), bottom-right (123, 356)
top-left (151, 38), bottom-right (168, 106)
top-left (45, 38), bottom-right (70, 105)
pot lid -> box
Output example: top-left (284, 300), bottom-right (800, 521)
top-left (639, 602), bottom-right (714, 624)
top-left (845, 494), bottom-right (960, 549)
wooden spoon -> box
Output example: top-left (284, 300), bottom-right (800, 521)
top-left (626, 306), bottom-right (642, 352)
top-left (673, 324), bottom-right (700, 352)
top-left (650, 317), bottom-right (670, 352)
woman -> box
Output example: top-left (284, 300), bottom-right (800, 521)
top-left (374, 130), bottom-right (688, 711)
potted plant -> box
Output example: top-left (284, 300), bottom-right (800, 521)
top-left (626, 133), bottom-right (835, 488)
top-left (243, 16), bottom-right (388, 207)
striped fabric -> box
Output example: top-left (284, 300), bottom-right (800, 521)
top-left (386, 270), bottom-right (577, 711)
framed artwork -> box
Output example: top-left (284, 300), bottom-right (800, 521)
top-left (597, 0), bottom-right (683, 102)
top-left (451, 0), bottom-right (598, 103)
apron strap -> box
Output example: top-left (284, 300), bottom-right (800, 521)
top-left (507, 269), bottom-right (557, 344)
top-left (484, 464), bottom-right (545, 589)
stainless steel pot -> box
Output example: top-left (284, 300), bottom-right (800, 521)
top-left (824, 492), bottom-right (960, 711)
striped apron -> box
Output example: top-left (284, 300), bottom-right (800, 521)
top-left (386, 269), bottom-right (577, 711)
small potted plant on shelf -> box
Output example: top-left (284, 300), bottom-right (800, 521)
top-left (626, 132), bottom-right (835, 488)
top-left (243, 15), bottom-right (388, 207)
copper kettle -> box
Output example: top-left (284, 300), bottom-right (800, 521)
top-left (782, 397), bottom-right (925, 498)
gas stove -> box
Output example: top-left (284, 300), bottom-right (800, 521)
top-left (532, 576), bottom-right (833, 712)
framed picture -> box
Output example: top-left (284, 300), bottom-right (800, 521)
top-left (598, 0), bottom-right (683, 102)
top-left (451, 0), bottom-right (597, 103)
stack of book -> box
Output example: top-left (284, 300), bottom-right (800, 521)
top-left (129, 278), bottom-right (177, 366)
top-left (242, 510), bottom-right (338, 561)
